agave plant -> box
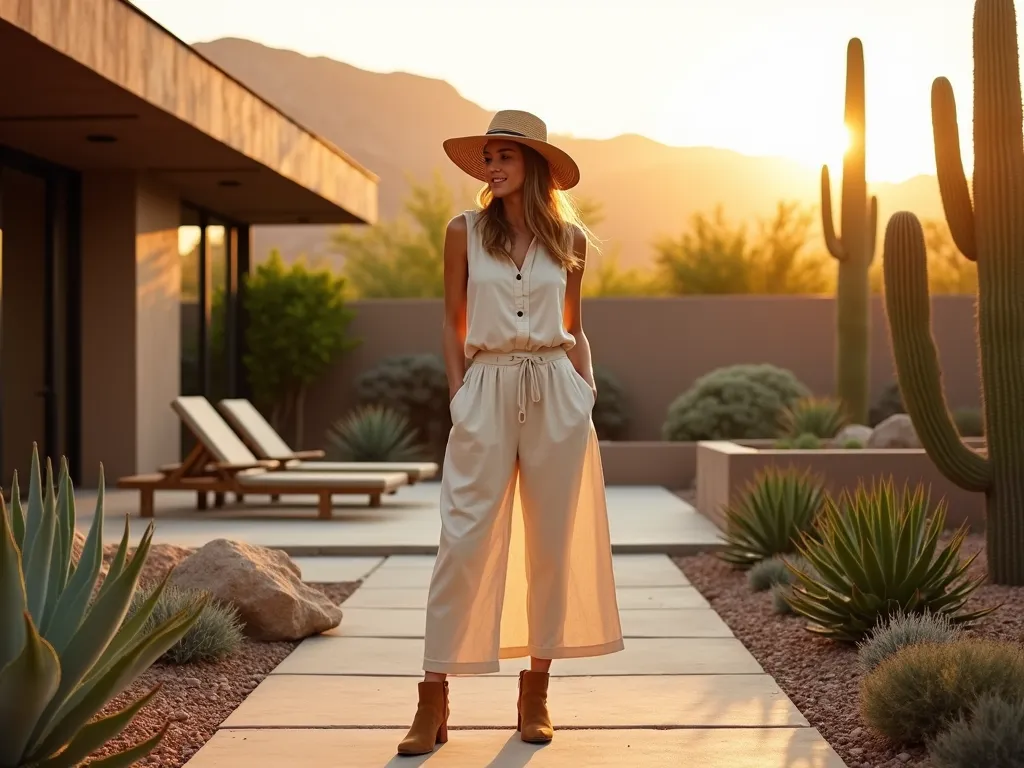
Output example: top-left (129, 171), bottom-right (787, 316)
top-left (717, 465), bottom-right (826, 568)
top-left (778, 396), bottom-right (849, 439)
top-left (0, 445), bottom-right (205, 767)
top-left (326, 404), bottom-right (425, 462)
top-left (787, 478), bottom-right (995, 642)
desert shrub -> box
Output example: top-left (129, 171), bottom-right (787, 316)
top-left (355, 353), bottom-right (451, 454)
top-left (662, 363), bottom-right (811, 441)
top-left (841, 438), bottom-right (864, 449)
top-left (772, 583), bottom-right (795, 615)
top-left (869, 380), bottom-right (905, 426)
top-left (953, 407), bottom-right (985, 438)
top-left (747, 554), bottom-right (814, 592)
top-left (929, 693), bottom-right (1024, 768)
top-left (718, 465), bottom-right (825, 568)
top-left (779, 396), bottom-right (848, 439)
top-left (861, 640), bottom-right (1024, 745)
top-left (592, 365), bottom-right (630, 440)
top-left (788, 480), bottom-right (993, 642)
top-left (747, 557), bottom-right (793, 592)
top-left (326, 404), bottom-right (425, 462)
top-left (857, 609), bottom-right (964, 674)
top-left (127, 584), bottom-right (244, 665)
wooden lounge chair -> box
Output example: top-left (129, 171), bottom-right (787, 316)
top-left (116, 396), bottom-right (407, 519)
top-left (216, 397), bottom-right (439, 484)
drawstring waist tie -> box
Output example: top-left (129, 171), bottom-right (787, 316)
top-left (471, 348), bottom-right (567, 423)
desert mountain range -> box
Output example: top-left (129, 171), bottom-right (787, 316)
top-left (193, 37), bottom-right (948, 271)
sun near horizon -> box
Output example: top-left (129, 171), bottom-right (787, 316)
top-left (132, 0), bottom-right (1016, 185)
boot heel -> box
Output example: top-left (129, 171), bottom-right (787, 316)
top-left (436, 721), bottom-right (448, 744)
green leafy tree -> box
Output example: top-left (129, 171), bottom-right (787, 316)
top-left (653, 202), bottom-right (830, 295)
top-left (241, 250), bottom-right (360, 446)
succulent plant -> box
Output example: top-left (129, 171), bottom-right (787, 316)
top-left (788, 479), bottom-right (994, 642)
top-left (354, 353), bottom-right (450, 453)
top-left (821, 37), bottom-right (879, 425)
top-left (717, 465), bottom-right (825, 569)
top-left (779, 397), bottom-right (849, 439)
top-left (880, 0), bottom-right (1024, 584)
top-left (326, 404), bottom-right (426, 462)
top-left (0, 445), bottom-right (205, 767)
top-left (841, 438), bottom-right (865, 449)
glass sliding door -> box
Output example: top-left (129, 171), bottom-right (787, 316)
top-left (178, 204), bottom-right (245, 459)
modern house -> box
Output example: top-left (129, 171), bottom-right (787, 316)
top-left (0, 0), bottom-right (377, 486)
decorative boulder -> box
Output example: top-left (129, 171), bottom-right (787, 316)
top-left (170, 539), bottom-right (342, 641)
top-left (834, 424), bottom-right (872, 446)
top-left (866, 414), bottom-right (921, 449)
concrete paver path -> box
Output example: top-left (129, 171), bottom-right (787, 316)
top-left (184, 554), bottom-right (845, 767)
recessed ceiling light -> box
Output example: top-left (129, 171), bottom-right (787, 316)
top-left (85, 134), bottom-right (117, 143)
top-left (218, 179), bottom-right (241, 187)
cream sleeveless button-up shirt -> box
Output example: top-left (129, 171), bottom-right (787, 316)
top-left (462, 210), bottom-right (576, 359)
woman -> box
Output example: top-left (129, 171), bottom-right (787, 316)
top-left (397, 109), bottom-right (624, 756)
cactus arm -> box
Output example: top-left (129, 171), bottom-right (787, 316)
top-left (931, 78), bottom-right (978, 261)
top-left (867, 195), bottom-right (878, 264)
top-left (882, 212), bottom-right (991, 492)
top-left (821, 165), bottom-right (846, 260)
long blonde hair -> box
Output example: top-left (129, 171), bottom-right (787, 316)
top-left (474, 144), bottom-right (594, 271)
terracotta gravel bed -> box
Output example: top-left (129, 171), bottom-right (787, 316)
top-left (675, 534), bottom-right (1022, 768)
top-left (84, 545), bottom-right (359, 767)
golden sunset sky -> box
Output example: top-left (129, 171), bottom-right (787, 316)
top-left (133, 0), bottom-right (1012, 184)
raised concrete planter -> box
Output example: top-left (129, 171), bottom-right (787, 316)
top-left (598, 439), bottom-right (779, 488)
top-left (695, 439), bottom-right (988, 532)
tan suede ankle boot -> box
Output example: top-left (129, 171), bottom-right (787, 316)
top-left (517, 670), bottom-right (554, 743)
top-left (397, 680), bottom-right (449, 755)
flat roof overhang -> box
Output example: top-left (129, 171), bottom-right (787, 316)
top-left (0, 0), bottom-right (378, 225)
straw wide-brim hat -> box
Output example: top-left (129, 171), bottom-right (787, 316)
top-left (443, 109), bottom-right (580, 190)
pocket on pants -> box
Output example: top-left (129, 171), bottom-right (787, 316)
top-left (567, 364), bottom-right (596, 411)
top-left (449, 368), bottom-right (474, 424)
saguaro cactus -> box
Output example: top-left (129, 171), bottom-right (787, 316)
top-left (821, 38), bottom-right (879, 425)
top-left (882, 0), bottom-right (1024, 585)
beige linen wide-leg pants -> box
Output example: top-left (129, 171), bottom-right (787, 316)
top-left (422, 347), bottom-right (624, 675)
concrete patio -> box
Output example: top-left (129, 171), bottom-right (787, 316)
top-left (182, 554), bottom-right (846, 767)
top-left (73, 482), bottom-right (723, 556)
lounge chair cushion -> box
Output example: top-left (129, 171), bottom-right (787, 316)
top-left (288, 461), bottom-right (438, 480)
top-left (219, 398), bottom-right (296, 459)
top-left (237, 471), bottom-right (407, 492)
top-left (174, 396), bottom-right (261, 466)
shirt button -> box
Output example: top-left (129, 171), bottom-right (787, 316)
top-left (517, 311), bottom-right (524, 317)
top-left (516, 274), bottom-right (522, 280)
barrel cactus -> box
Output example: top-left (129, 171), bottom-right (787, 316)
top-left (0, 445), bottom-right (205, 766)
top-left (821, 37), bottom-right (879, 425)
top-left (881, 0), bottom-right (1024, 584)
